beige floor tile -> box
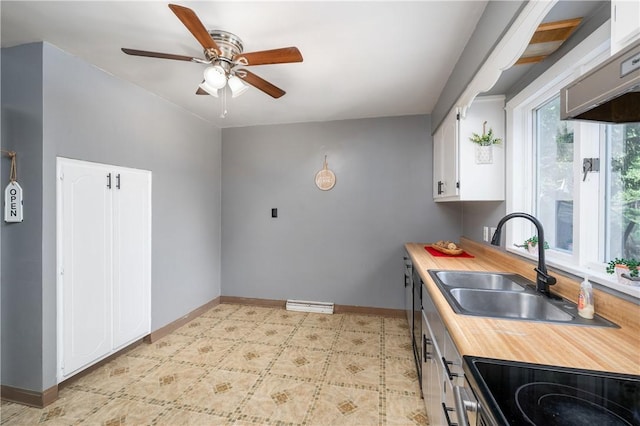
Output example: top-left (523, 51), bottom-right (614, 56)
top-left (385, 333), bottom-right (415, 359)
top-left (82, 397), bottom-right (165, 425)
top-left (4, 389), bottom-right (109, 426)
top-left (342, 314), bottom-right (383, 333)
top-left (227, 306), bottom-right (274, 322)
top-left (385, 316), bottom-right (412, 336)
top-left (385, 357), bottom-right (422, 395)
top-left (264, 309), bottom-right (307, 325)
top-left (155, 407), bottom-right (230, 425)
top-left (219, 342), bottom-right (280, 373)
top-left (172, 338), bottom-right (237, 366)
top-left (72, 355), bottom-right (160, 393)
top-left (201, 304), bottom-right (241, 318)
top-left (300, 312), bottom-right (344, 329)
top-left (3, 304), bottom-right (425, 426)
top-left (288, 326), bottom-right (338, 349)
top-left (325, 352), bottom-right (381, 389)
top-left (240, 375), bottom-right (317, 424)
top-left (174, 316), bottom-right (221, 337)
top-left (334, 330), bottom-right (382, 357)
top-left (269, 346), bottom-right (330, 380)
top-left (385, 391), bottom-right (428, 425)
top-left (242, 323), bottom-right (296, 346)
top-left (124, 360), bottom-right (207, 403)
top-left (127, 333), bottom-right (195, 359)
top-left (202, 318), bottom-right (256, 341)
top-left (308, 382), bottom-right (380, 426)
top-left (177, 369), bottom-right (260, 414)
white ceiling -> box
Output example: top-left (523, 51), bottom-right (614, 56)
top-left (1, 1), bottom-right (488, 128)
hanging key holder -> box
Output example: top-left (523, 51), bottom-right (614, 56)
top-left (2, 150), bottom-right (24, 222)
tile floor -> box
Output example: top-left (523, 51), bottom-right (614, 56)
top-left (1, 304), bottom-right (428, 425)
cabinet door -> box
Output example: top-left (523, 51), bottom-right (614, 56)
top-left (433, 108), bottom-right (459, 200)
top-left (112, 167), bottom-right (151, 350)
top-left (612, 0), bottom-right (640, 54)
top-left (422, 313), bottom-right (444, 426)
top-left (59, 160), bottom-right (113, 377)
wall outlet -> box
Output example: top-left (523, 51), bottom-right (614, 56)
top-left (483, 226), bottom-right (489, 242)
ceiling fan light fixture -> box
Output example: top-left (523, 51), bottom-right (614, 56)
top-left (198, 81), bottom-right (219, 97)
top-left (228, 75), bottom-right (249, 98)
top-left (203, 65), bottom-right (227, 89)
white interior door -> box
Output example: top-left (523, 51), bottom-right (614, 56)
top-left (112, 167), bottom-right (151, 350)
top-left (58, 159), bottom-right (113, 378)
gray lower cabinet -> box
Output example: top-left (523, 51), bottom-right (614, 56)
top-left (404, 256), bottom-right (413, 328)
top-left (422, 286), bottom-right (464, 425)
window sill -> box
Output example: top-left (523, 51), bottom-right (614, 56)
top-left (505, 247), bottom-right (640, 300)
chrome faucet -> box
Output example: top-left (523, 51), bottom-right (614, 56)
top-left (490, 212), bottom-right (558, 298)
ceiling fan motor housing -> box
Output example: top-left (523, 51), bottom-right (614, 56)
top-left (207, 30), bottom-right (243, 63)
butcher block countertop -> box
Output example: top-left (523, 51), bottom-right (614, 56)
top-left (406, 237), bottom-right (640, 375)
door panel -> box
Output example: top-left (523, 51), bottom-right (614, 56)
top-left (112, 168), bottom-right (151, 349)
top-left (60, 161), bottom-right (113, 376)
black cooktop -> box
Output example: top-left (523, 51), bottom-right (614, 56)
top-left (463, 356), bottom-right (640, 426)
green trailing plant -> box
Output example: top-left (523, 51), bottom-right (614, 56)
top-left (469, 121), bottom-right (502, 146)
top-left (606, 258), bottom-right (639, 277)
top-left (514, 235), bottom-right (549, 250)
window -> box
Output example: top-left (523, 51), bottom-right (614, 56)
top-left (506, 23), bottom-right (639, 298)
top-left (535, 97), bottom-right (574, 253)
top-left (606, 124), bottom-right (640, 261)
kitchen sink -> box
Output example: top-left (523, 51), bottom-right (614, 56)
top-left (427, 270), bottom-right (618, 327)
top-left (449, 288), bottom-right (573, 321)
top-left (433, 271), bottom-right (527, 291)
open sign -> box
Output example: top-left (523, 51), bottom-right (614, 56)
top-left (4, 181), bottom-right (23, 222)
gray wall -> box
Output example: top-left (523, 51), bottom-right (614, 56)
top-left (1, 42), bottom-right (222, 392)
top-left (1, 43), bottom-right (45, 392)
top-left (221, 116), bottom-right (462, 309)
top-left (431, 1), bottom-right (526, 132)
top-left (461, 201), bottom-right (506, 243)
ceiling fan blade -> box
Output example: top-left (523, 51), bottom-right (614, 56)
top-left (168, 4), bottom-right (220, 54)
top-left (234, 47), bottom-right (303, 66)
top-left (196, 87), bottom-right (209, 95)
top-left (121, 48), bottom-right (198, 62)
top-left (236, 69), bottom-right (286, 98)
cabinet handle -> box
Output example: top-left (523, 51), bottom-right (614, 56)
top-left (107, 173), bottom-right (112, 189)
top-left (116, 174), bottom-right (121, 189)
top-left (442, 402), bottom-right (458, 426)
top-left (442, 357), bottom-right (459, 380)
top-left (437, 180), bottom-right (444, 195)
top-left (423, 335), bottom-right (432, 360)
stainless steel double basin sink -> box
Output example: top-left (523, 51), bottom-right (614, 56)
top-left (427, 270), bottom-right (617, 327)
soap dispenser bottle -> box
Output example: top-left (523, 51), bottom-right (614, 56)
top-left (578, 275), bottom-right (594, 319)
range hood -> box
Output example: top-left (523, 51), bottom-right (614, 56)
top-left (560, 41), bottom-right (640, 123)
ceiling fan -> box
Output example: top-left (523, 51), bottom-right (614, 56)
top-left (122, 4), bottom-right (303, 99)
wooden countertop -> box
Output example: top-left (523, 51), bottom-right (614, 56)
top-left (406, 238), bottom-right (640, 375)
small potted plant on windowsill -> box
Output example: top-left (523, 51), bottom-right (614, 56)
top-left (514, 235), bottom-right (549, 254)
top-left (469, 121), bottom-right (502, 164)
top-left (606, 258), bottom-right (639, 285)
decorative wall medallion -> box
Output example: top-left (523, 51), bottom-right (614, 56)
top-left (315, 155), bottom-right (336, 191)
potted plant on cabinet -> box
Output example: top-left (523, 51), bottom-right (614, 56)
top-left (606, 258), bottom-right (639, 285)
top-left (469, 121), bottom-right (502, 164)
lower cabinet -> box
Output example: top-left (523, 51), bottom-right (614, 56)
top-left (57, 158), bottom-right (152, 382)
top-left (422, 312), bottom-right (445, 426)
top-left (422, 287), bottom-right (464, 425)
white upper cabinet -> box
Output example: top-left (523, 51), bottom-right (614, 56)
top-left (611, 0), bottom-right (640, 54)
top-left (433, 96), bottom-right (505, 202)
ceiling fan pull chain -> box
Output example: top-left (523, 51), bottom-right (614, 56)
top-left (220, 86), bottom-right (228, 118)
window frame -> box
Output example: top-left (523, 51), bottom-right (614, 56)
top-left (505, 22), bottom-right (640, 299)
